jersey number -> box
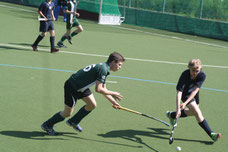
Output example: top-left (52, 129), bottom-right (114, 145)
top-left (83, 64), bottom-right (96, 72)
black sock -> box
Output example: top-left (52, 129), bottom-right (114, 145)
top-left (70, 32), bottom-right (78, 38)
top-left (170, 112), bottom-right (176, 119)
top-left (170, 110), bottom-right (187, 118)
top-left (69, 106), bottom-right (91, 125)
top-left (45, 112), bottom-right (65, 127)
top-left (50, 36), bottom-right (55, 50)
top-left (33, 35), bottom-right (43, 46)
top-left (199, 119), bottom-right (212, 137)
top-left (180, 110), bottom-right (187, 117)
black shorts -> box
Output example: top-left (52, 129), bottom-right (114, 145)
top-left (64, 80), bottom-right (92, 107)
top-left (182, 93), bottom-right (199, 105)
top-left (39, 21), bottom-right (54, 32)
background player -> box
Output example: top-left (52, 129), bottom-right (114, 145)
top-left (54, 0), bottom-right (67, 21)
top-left (41, 52), bottom-right (125, 135)
top-left (166, 59), bottom-right (221, 142)
top-left (32, 0), bottom-right (59, 53)
top-left (57, 0), bottom-right (83, 48)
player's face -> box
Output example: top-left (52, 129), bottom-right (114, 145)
top-left (190, 66), bottom-right (201, 79)
top-left (110, 61), bottom-right (123, 72)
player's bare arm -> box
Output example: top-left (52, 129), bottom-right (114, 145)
top-left (95, 81), bottom-right (123, 100)
top-left (39, 11), bottom-right (47, 20)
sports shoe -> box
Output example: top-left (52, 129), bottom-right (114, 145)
top-left (57, 42), bottom-right (67, 48)
top-left (50, 48), bottom-right (60, 53)
top-left (41, 122), bottom-right (57, 135)
top-left (66, 120), bottom-right (82, 132)
top-left (32, 45), bottom-right (38, 51)
top-left (67, 36), bottom-right (72, 45)
top-left (211, 132), bottom-right (221, 142)
top-left (166, 111), bottom-right (176, 127)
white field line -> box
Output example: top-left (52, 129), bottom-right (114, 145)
top-left (106, 80), bottom-right (118, 84)
top-left (0, 43), bottom-right (228, 69)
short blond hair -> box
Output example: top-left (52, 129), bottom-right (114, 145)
top-left (188, 59), bottom-right (202, 69)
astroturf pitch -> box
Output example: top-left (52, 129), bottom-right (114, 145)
top-left (0, 2), bottom-right (228, 152)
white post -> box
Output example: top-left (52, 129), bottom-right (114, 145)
top-left (98, 0), bottom-right (103, 23)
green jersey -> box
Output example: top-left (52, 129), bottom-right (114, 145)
top-left (65, 0), bottom-right (77, 24)
top-left (68, 62), bottom-right (110, 92)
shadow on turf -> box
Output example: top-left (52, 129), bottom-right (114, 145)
top-left (0, 130), bottom-right (76, 140)
top-left (0, 45), bottom-right (49, 53)
top-left (9, 42), bottom-right (50, 48)
top-left (98, 127), bottom-right (214, 150)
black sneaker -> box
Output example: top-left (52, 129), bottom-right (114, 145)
top-left (57, 42), bottom-right (67, 48)
top-left (66, 120), bottom-right (82, 132)
top-left (41, 122), bottom-right (57, 135)
top-left (67, 36), bottom-right (72, 45)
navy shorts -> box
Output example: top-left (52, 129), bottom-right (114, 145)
top-left (182, 93), bottom-right (199, 105)
top-left (39, 21), bottom-right (54, 32)
top-left (64, 80), bottom-right (92, 107)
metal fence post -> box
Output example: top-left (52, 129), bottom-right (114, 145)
top-left (129, 0), bottom-right (132, 8)
top-left (162, 0), bottom-right (166, 13)
top-left (199, 0), bottom-right (203, 18)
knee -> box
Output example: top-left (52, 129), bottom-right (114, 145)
top-left (61, 111), bottom-right (73, 118)
top-left (86, 102), bottom-right (97, 111)
top-left (41, 32), bottom-right (46, 37)
top-left (78, 26), bottom-right (83, 33)
top-left (50, 30), bottom-right (55, 37)
top-left (90, 102), bottom-right (97, 110)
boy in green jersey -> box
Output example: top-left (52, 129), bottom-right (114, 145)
top-left (57, 0), bottom-right (83, 48)
top-left (41, 52), bottom-right (125, 135)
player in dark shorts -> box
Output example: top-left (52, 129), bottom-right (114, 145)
top-left (57, 0), bottom-right (83, 48)
top-left (166, 59), bottom-right (221, 142)
top-left (32, 0), bottom-right (59, 53)
top-left (41, 52), bottom-right (125, 135)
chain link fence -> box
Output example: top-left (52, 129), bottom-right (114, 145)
top-left (118, 0), bottom-right (228, 22)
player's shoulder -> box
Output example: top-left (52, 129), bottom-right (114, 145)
top-left (96, 62), bottom-right (109, 71)
top-left (198, 70), bottom-right (206, 79)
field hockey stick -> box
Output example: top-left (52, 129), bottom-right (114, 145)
top-left (38, 16), bottom-right (53, 21)
top-left (169, 118), bottom-right (178, 144)
top-left (118, 106), bottom-right (170, 127)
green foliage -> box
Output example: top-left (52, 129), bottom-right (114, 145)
top-left (118, 0), bottom-right (228, 21)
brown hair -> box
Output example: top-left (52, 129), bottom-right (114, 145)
top-left (107, 52), bottom-right (125, 63)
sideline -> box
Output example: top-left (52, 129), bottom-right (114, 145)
top-left (0, 43), bottom-right (228, 69)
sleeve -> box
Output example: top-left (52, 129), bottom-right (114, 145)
top-left (176, 72), bottom-right (185, 92)
top-left (195, 72), bottom-right (206, 88)
top-left (96, 65), bottom-right (107, 84)
top-left (38, 2), bottom-right (44, 12)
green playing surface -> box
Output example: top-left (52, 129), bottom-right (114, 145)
top-left (0, 2), bottom-right (227, 152)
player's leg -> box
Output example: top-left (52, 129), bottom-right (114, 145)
top-left (67, 19), bottom-right (83, 44)
top-left (67, 89), bottom-right (94, 132)
top-left (187, 102), bottom-right (221, 142)
top-left (32, 21), bottom-right (47, 51)
top-left (57, 29), bottom-right (71, 48)
top-left (41, 80), bottom-right (77, 135)
top-left (49, 22), bottom-right (59, 53)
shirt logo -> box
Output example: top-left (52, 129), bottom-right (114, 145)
top-left (102, 76), bottom-right (106, 79)
top-left (49, 6), bottom-right (52, 10)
